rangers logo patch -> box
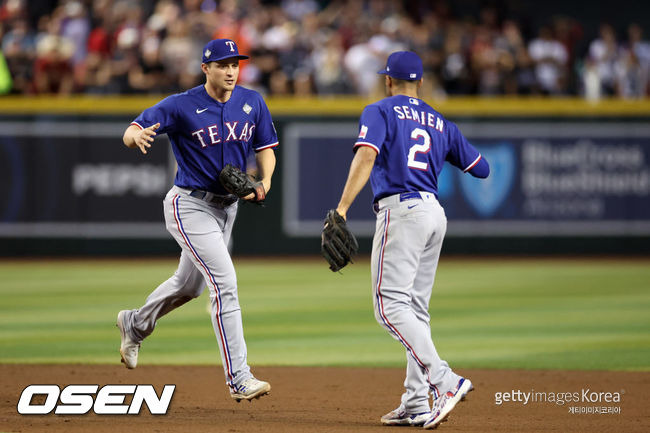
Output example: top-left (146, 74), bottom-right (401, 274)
top-left (243, 103), bottom-right (252, 114)
top-left (359, 125), bottom-right (368, 139)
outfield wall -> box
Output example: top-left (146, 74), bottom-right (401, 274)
top-left (1, 97), bottom-right (649, 255)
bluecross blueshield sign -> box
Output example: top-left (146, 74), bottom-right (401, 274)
top-left (283, 122), bottom-right (650, 236)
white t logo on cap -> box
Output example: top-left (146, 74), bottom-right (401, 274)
top-left (225, 41), bottom-right (235, 52)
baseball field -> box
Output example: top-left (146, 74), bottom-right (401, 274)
top-left (1, 257), bottom-right (649, 432)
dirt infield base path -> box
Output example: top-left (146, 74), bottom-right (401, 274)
top-left (1, 365), bottom-right (648, 432)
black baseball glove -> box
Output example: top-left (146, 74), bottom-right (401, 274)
top-left (321, 209), bottom-right (359, 272)
top-left (218, 164), bottom-right (265, 204)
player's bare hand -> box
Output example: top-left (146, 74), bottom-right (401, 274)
top-left (243, 179), bottom-right (269, 202)
top-left (136, 123), bottom-right (160, 154)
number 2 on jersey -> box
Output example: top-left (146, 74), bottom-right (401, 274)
top-left (407, 128), bottom-right (431, 171)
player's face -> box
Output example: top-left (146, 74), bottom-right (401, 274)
top-left (204, 59), bottom-right (240, 92)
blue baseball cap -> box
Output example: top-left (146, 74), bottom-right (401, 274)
top-left (202, 39), bottom-right (249, 63)
top-left (378, 51), bottom-right (423, 81)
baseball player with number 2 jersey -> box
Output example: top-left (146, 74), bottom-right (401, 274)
top-left (333, 51), bottom-right (490, 428)
top-left (116, 39), bottom-right (277, 402)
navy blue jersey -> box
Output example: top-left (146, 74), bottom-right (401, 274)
top-left (132, 85), bottom-right (278, 194)
top-left (354, 95), bottom-right (483, 201)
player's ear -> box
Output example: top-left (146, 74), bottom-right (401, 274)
top-left (201, 62), bottom-right (209, 74)
top-left (384, 76), bottom-right (392, 96)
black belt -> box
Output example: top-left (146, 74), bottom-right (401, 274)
top-left (189, 190), bottom-right (238, 206)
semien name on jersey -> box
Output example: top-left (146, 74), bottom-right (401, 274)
top-left (393, 105), bottom-right (444, 133)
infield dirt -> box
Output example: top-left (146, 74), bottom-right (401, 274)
top-left (1, 365), bottom-right (648, 432)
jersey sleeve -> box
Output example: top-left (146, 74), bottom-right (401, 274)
top-left (252, 96), bottom-right (279, 151)
top-left (445, 120), bottom-right (483, 173)
top-left (353, 105), bottom-right (386, 154)
top-left (130, 95), bottom-right (178, 134)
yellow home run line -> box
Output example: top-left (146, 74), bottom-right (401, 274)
top-left (0, 96), bottom-right (649, 116)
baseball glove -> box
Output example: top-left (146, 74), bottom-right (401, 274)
top-left (321, 209), bottom-right (359, 272)
top-left (218, 164), bottom-right (265, 204)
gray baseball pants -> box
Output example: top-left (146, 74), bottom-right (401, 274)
top-left (121, 185), bottom-right (252, 390)
top-left (371, 191), bottom-right (460, 413)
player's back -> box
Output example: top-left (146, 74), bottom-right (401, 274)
top-left (356, 94), bottom-right (473, 201)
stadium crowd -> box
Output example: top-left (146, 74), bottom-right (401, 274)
top-left (1, 0), bottom-right (649, 98)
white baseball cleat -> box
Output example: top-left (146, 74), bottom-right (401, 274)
top-left (116, 310), bottom-right (140, 369)
top-left (423, 377), bottom-right (473, 429)
top-left (381, 406), bottom-right (431, 426)
top-left (230, 378), bottom-right (271, 402)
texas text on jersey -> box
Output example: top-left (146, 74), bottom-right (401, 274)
top-left (131, 85), bottom-right (278, 195)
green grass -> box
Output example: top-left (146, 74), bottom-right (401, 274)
top-left (0, 258), bottom-right (649, 371)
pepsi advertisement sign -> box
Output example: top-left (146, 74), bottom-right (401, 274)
top-left (0, 120), bottom-right (172, 238)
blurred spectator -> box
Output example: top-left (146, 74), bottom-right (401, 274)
top-left (551, 15), bottom-right (583, 93)
top-left (496, 20), bottom-right (528, 94)
top-left (627, 23), bottom-right (650, 67)
top-left (615, 23), bottom-right (650, 98)
top-left (0, 50), bottom-right (12, 93)
top-left (582, 57), bottom-right (601, 101)
top-left (615, 49), bottom-right (648, 98)
top-left (440, 23), bottom-right (471, 94)
top-left (271, 9), bottom-right (315, 95)
top-left (513, 46), bottom-right (537, 95)
top-left (81, 0), bottom-right (114, 92)
top-left (312, 31), bottom-right (349, 94)
top-left (60, 1), bottom-right (90, 67)
top-left (0, 0), bottom-right (27, 22)
top-left (344, 36), bottom-right (393, 96)
top-left (2, 17), bottom-right (34, 93)
top-left (32, 33), bottom-right (74, 94)
top-left (160, 19), bottom-right (202, 91)
top-left (103, 26), bottom-right (140, 93)
top-left (588, 23), bottom-right (620, 96)
top-left (528, 25), bottom-right (569, 94)
top-left (281, 0), bottom-right (318, 21)
top-left (0, 0), bottom-right (648, 98)
top-left (469, 23), bottom-right (502, 94)
top-left (128, 27), bottom-right (171, 93)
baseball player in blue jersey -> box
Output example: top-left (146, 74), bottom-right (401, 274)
top-left (116, 39), bottom-right (278, 402)
top-left (333, 51), bottom-right (489, 428)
